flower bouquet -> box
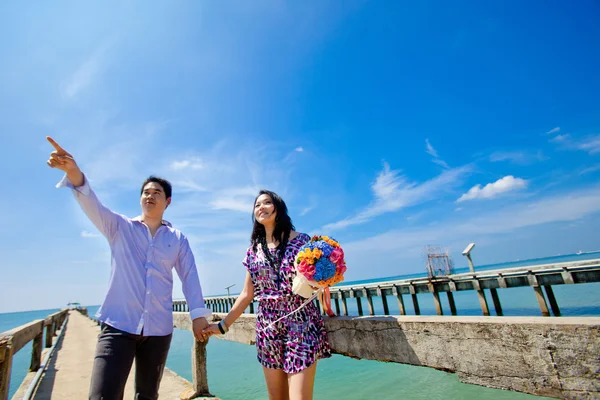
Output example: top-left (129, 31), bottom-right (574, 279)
top-left (292, 235), bottom-right (347, 316)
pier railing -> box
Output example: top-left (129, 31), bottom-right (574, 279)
top-left (173, 259), bottom-right (600, 319)
top-left (0, 310), bottom-right (68, 400)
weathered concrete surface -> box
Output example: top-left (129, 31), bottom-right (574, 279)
top-left (29, 311), bottom-right (198, 399)
top-left (326, 316), bottom-right (599, 400)
top-left (173, 313), bottom-right (600, 399)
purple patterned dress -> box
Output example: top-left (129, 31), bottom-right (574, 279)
top-left (243, 232), bottom-right (332, 373)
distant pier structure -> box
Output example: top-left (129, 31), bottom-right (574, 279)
top-left (424, 245), bottom-right (455, 277)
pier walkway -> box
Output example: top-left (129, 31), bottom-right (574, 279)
top-left (3, 311), bottom-right (204, 400)
top-left (32, 311), bottom-right (192, 399)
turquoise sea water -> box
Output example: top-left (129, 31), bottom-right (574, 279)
top-left (3, 252), bottom-right (599, 399)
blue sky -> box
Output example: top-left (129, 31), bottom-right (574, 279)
top-left (1, 1), bottom-right (599, 313)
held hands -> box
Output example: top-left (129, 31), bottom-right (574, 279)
top-left (192, 317), bottom-right (210, 342)
top-left (202, 324), bottom-right (221, 339)
top-left (46, 137), bottom-right (79, 173)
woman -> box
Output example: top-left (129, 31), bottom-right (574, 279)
top-left (203, 190), bottom-right (331, 400)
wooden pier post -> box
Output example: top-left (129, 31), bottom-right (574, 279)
top-left (490, 288), bottom-right (503, 316)
top-left (0, 337), bottom-right (14, 400)
top-left (472, 279), bottom-right (490, 316)
top-left (181, 339), bottom-right (212, 400)
top-left (352, 290), bottom-right (364, 316)
top-left (409, 284), bottom-right (420, 315)
top-left (429, 283), bottom-right (443, 316)
top-left (528, 272), bottom-right (550, 316)
top-left (364, 289), bottom-right (374, 316)
top-left (334, 296), bottom-right (341, 315)
top-left (533, 287), bottom-right (550, 316)
top-left (378, 288), bottom-right (389, 315)
top-left (393, 285), bottom-right (406, 315)
top-left (341, 292), bottom-right (348, 316)
top-left (30, 328), bottom-right (43, 371)
top-left (544, 286), bottom-right (561, 316)
top-left (446, 292), bottom-right (457, 315)
top-left (249, 302), bottom-right (255, 314)
top-left (45, 319), bottom-right (54, 348)
top-left (447, 280), bottom-right (457, 315)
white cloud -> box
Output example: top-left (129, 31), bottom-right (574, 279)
top-left (550, 133), bottom-right (600, 155)
top-left (489, 150), bottom-right (547, 165)
top-left (295, 147), bottom-right (304, 152)
top-left (577, 135), bottom-right (600, 155)
top-left (580, 164), bottom-right (600, 175)
top-left (300, 207), bottom-right (313, 216)
top-left (546, 127), bottom-right (560, 135)
top-left (425, 139), bottom-right (450, 169)
top-left (210, 197), bottom-right (254, 213)
top-left (323, 162), bottom-right (471, 230)
top-left (81, 230), bottom-right (101, 238)
top-left (457, 175), bottom-right (527, 202)
top-left (61, 41), bottom-right (115, 99)
top-left (550, 134), bottom-right (570, 143)
top-left (432, 158), bottom-right (450, 169)
top-left (425, 139), bottom-right (438, 158)
top-left (170, 157), bottom-right (204, 171)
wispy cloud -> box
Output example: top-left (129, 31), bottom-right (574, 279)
top-left (210, 197), bottom-right (254, 213)
top-left (577, 135), bottom-right (600, 155)
top-left (425, 139), bottom-right (439, 158)
top-left (489, 150), bottom-right (547, 165)
top-left (457, 175), bottom-right (527, 202)
top-left (295, 147), bottom-right (304, 152)
top-left (580, 164), bottom-right (600, 175)
top-left (550, 133), bottom-right (600, 155)
top-left (61, 41), bottom-right (115, 99)
top-left (208, 186), bottom-right (258, 213)
top-left (323, 162), bottom-right (471, 230)
top-left (81, 230), bottom-right (101, 238)
top-left (300, 206), bottom-right (314, 216)
top-left (425, 139), bottom-right (450, 169)
top-left (170, 157), bottom-right (204, 171)
top-left (546, 127), bottom-right (560, 135)
top-left (550, 134), bottom-right (570, 143)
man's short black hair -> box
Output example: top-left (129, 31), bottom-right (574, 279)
top-left (141, 176), bottom-right (172, 199)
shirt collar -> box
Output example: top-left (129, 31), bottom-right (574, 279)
top-left (132, 216), bottom-right (172, 227)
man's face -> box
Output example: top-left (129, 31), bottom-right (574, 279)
top-left (140, 182), bottom-right (171, 217)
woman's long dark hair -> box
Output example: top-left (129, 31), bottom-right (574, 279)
top-left (251, 190), bottom-right (295, 266)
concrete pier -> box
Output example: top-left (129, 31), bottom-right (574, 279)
top-left (173, 312), bottom-right (600, 399)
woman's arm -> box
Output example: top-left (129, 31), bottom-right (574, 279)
top-left (203, 272), bottom-right (254, 336)
top-left (222, 272), bottom-right (254, 328)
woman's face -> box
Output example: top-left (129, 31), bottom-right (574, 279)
top-left (254, 194), bottom-right (277, 226)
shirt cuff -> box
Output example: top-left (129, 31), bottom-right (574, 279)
top-left (56, 174), bottom-right (90, 195)
top-left (190, 307), bottom-right (213, 321)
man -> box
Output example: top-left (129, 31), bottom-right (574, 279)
top-left (46, 137), bottom-right (211, 400)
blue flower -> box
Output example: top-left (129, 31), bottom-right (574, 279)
top-left (313, 258), bottom-right (336, 282)
top-left (314, 241), bottom-right (333, 257)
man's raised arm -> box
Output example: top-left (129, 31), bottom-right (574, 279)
top-left (46, 136), bottom-right (120, 240)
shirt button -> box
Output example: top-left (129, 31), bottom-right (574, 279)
top-left (147, 290), bottom-right (151, 295)
top-left (144, 310), bottom-right (148, 313)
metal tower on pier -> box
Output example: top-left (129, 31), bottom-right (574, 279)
top-left (424, 245), bottom-right (455, 277)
